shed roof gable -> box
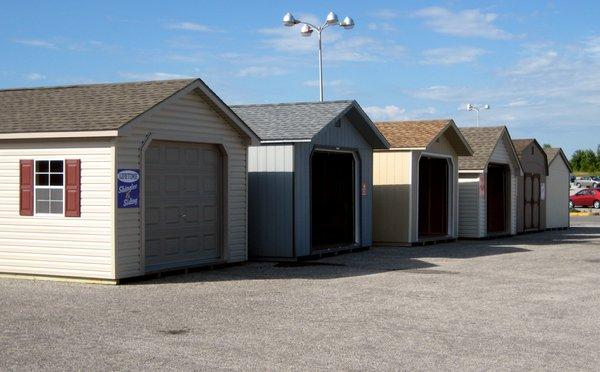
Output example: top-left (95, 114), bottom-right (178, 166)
top-left (458, 126), bottom-right (522, 173)
top-left (0, 78), bottom-right (259, 144)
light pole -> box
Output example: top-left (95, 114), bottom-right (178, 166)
top-left (283, 11), bottom-right (355, 102)
top-left (466, 103), bottom-right (490, 127)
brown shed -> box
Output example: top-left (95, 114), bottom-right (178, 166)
top-left (512, 139), bottom-right (549, 233)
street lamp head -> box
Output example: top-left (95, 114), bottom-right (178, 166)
top-left (340, 16), bottom-right (355, 29)
top-left (483, 104), bottom-right (490, 110)
top-left (326, 11), bottom-right (339, 25)
top-left (300, 24), bottom-right (313, 36)
top-left (282, 12), bottom-right (298, 27)
top-left (466, 104), bottom-right (474, 111)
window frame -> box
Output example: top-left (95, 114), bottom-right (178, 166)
top-left (33, 158), bottom-right (66, 217)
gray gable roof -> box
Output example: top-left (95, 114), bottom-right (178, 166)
top-left (0, 78), bottom-right (259, 143)
top-left (231, 100), bottom-right (354, 141)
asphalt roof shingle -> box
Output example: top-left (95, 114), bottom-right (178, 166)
top-left (458, 126), bottom-right (506, 170)
top-left (375, 119), bottom-right (452, 148)
top-left (0, 79), bottom-right (195, 133)
top-left (512, 139), bottom-right (535, 159)
top-left (230, 101), bottom-right (353, 141)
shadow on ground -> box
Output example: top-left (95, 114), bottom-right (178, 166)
top-left (130, 226), bottom-right (600, 285)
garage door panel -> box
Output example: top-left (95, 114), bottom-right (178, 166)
top-left (145, 140), bottom-right (222, 271)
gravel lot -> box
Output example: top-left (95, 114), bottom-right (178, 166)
top-left (1, 218), bottom-right (600, 370)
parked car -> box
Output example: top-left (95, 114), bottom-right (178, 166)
top-left (569, 188), bottom-right (600, 209)
top-left (573, 176), bottom-right (600, 188)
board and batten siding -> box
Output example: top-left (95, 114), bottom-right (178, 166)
top-left (546, 157), bottom-right (570, 228)
top-left (293, 115), bottom-right (374, 256)
top-left (372, 151), bottom-right (412, 243)
top-left (0, 139), bottom-right (115, 279)
top-left (115, 91), bottom-right (249, 278)
top-left (247, 145), bottom-right (294, 258)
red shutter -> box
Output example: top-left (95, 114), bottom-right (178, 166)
top-left (65, 159), bottom-right (81, 217)
top-left (19, 160), bottom-right (34, 216)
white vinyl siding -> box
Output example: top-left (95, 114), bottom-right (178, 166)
top-left (0, 139), bottom-right (115, 279)
top-left (546, 158), bottom-right (570, 228)
top-left (115, 91), bottom-right (248, 278)
top-left (458, 175), bottom-right (481, 238)
top-left (458, 131), bottom-right (519, 238)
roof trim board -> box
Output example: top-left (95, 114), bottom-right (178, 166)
top-left (0, 130), bottom-right (119, 139)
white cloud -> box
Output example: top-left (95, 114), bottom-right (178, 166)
top-left (118, 72), bottom-right (193, 81)
top-left (236, 66), bottom-right (287, 77)
top-left (507, 100), bottom-right (529, 107)
top-left (422, 46), bottom-right (487, 65)
top-left (166, 22), bottom-right (216, 32)
top-left (413, 7), bottom-right (513, 40)
top-left (302, 79), bottom-right (347, 88)
top-left (259, 14), bottom-right (404, 62)
top-left (364, 105), bottom-right (406, 121)
top-left (367, 22), bottom-right (397, 32)
top-left (12, 38), bottom-right (56, 49)
top-left (25, 72), bottom-right (45, 81)
top-left (506, 51), bottom-right (558, 75)
top-left (369, 9), bottom-right (401, 20)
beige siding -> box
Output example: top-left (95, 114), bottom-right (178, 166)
top-left (546, 158), bottom-right (570, 228)
top-left (373, 151), bottom-right (412, 243)
top-left (0, 139), bottom-right (115, 279)
top-left (458, 175), bottom-right (482, 238)
top-left (115, 91), bottom-right (248, 278)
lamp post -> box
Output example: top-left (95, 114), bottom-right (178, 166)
top-left (283, 11), bottom-right (355, 102)
top-left (466, 103), bottom-right (490, 127)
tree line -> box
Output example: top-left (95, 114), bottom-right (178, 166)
top-left (569, 145), bottom-right (600, 173)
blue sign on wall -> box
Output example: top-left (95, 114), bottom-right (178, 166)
top-left (117, 169), bottom-right (140, 208)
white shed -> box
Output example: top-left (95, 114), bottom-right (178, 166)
top-left (544, 147), bottom-right (571, 229)
top-left (0, 79), bottom-right (258, 282)
top-left (457, 126), bottom-right (523, 238)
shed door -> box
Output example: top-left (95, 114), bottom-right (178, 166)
top-left (524, 173), bottom-right (540, 230)
top-left (145, 140), bottom-right (222, 272)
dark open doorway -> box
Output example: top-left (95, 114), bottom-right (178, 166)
top-left (311, 151), bottom-right (356, 250)
top-left (487, 164), bottom-right (509, 234)
top-left (418, 156), bottom-right (449, 238)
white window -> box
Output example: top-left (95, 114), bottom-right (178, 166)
top-left (34, 160), bottom-right (64, 214)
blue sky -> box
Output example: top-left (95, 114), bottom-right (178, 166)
top-left (1, 1), bottom-right (599, 156)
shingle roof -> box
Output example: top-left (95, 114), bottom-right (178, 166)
top-left (0, 79), bottom-right (195, 133)
top-left (458, 126), bottom-right (506, 170)
top-left (374, 119), bottom-right (452, 148)
top-left (544, 147), bottom-right (560, 163)
top-left (512, 139), bottom-right (534, 156)
top-left (544, 147), bottom-right (572, 171)
top-left (230, 100), bottom-right (354, 141)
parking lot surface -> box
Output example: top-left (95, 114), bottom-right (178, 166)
top-left (1, 218), bottom-right (600, 370)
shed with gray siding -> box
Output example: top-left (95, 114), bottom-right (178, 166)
top-left (544, 148), bottom-right (571, 229)
top-left (232, 101), bottom-right (388, 259)
top-left (512, 139), bottom-right (549, 233)
top-left (0, 78), bottom-right (258, 281)
top-left (458, 126), bottom-right (523, 238)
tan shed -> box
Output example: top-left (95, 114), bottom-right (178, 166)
top-left (373, 119), bottom-right (473, 245)
top-left (544, 148), bottom-right (571, 229)
top-left (512, 139), bottom-right (549, 233)
top-left (0, 79), bottom-right (258, 282)
top-left (457, 126), bottom-right (523, 238)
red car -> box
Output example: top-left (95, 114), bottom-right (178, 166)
top-left (570, 188), bottom-right (600, 209)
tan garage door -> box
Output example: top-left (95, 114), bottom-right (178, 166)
top-left (144, 140), bottom-right (222, 272)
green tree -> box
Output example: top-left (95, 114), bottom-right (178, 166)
top-left (543, 143), bottom-right (552, 149)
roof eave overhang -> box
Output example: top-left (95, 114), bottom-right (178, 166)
top-left (0, 130), bottom-right (119, 140)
